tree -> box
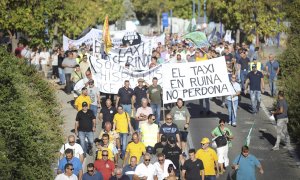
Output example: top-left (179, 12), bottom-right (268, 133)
top-left (209, 0), bottom-right (286, 43)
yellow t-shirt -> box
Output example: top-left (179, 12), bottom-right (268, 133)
top-left (140, 123), bottom-right (159, 147)
top-left (75, 95), bottom-right (92, 111)
top-left (195, 148), bottom-right (218, 175)
top-left (113, 112), bottom-right (130, 133)
top-left (96, 144), bottom-right (115, 161)
top-left (126, 142), bottom-right (146, 163)
top-left (195, 54), bottom-right (208, 62)
top-left (249, 61), bottom-right (262, 71)
top-left (99, 130), bottom-right (120, 145)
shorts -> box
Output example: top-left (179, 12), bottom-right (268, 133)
top-left (180, 131), bottom-right (188, 142)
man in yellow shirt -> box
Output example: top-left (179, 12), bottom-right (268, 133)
top-left (95, 133), bottom-right (118, 163)
top-left (123, 132), bottom-right (146, 167)
top-left (140, 114), bottom-right (159, 151)
top-left (113, 105), bottom-right (134, 158)
top-left (195, 137), bottom-right (219, 179)
top-left (74, 87), bottom-right (92, 111)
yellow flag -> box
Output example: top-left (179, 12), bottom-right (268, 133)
top-left (103, 15), bottom-right (112, 53)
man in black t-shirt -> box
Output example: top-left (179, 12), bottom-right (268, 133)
top-left (75, 102), bottom-right (96, 155)
top-left (182, 149), bottom-right (204, 180)
top-left (159, 114), bottom-right (181, 149)
top-left (99, 98), bottom-right (117, 129)
top-left (116, 80), bottom-right (134, 116)
top-left (238, 51), bottom-right (250, 91)
top-left (154, 135), bottom-right (168, 155)
top-left (162, 136), bottom-right (183, 176)
top-left (133, 78), bottom-right (148, 109)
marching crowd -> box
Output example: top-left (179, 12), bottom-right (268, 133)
top-left (4, 31), bottom-right (291, 180)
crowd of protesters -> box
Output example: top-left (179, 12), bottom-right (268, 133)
top-left (3, 29), bottom-right (292, 180)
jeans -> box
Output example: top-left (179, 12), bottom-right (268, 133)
top-left (227, 99), bottom-right (238, 124)
top-left (275, 118), bottom-right (290, 147)
top-left (119, 133), bottom-right (128, 156)
top-left (205, 175), bottom-right (216, 180)
top-left (199, 98), bottom-right (210, 113)
top-left (269, 77), bottom-right (277, 96)
top-left (250, 90), bottom-right (261, 113)
top-left (150, 103), bottom-right (161, 124)
top-left (78, 131), bottom-right (94, 154)
top-left (65, 73), bottom-right (72, 94)
top-left (90, 105), bottom-right (98, 117)
top-left (58, 67), bottom-right (66, 84)
top-left (240, 70), bottom-right (248, 90)
top-left (121, 104), bottom-right (132, 115)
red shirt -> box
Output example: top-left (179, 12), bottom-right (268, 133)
top-left (94, 159), bottom-right (115, 180)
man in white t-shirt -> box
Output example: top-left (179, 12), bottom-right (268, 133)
top-left (133, 153), bottom-right (156, 180)
top-left (39, 47), bottom-right (50, 78)
top-left (55, 163), bottom-right (78, 180)
top-left (226, 75), bottom-right (241, 127)
top-left (153, 153), bottom-right (176, 180)
top-left (87, 79), bottom-right (101, 117)
top-left (59, 135), bottom-right (84, 163)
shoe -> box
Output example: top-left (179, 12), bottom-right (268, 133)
top-left (272, 146), bottom-right (279, 151)
top-left (232, 122), bottom-right (236, 127)
top-left (221, 103), bottom-right (225, 108)
top-left (228, 121), bottom-right (232, 125)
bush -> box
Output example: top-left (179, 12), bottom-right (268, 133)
top-left (0, 48), bottom-right (63, 179)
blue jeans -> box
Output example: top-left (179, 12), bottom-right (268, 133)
top-left (227, 99), bottom-right (238, 124)
top-left (90, 105), bottom-right (98, 117)
top-left (58, 67), bottom-right (65, 84)
top-left (269, 77), bottom-right (277, 96)
top-left (199, 98), bottom-right (210, 112)
top-left (119, 133), bottom-right (128, 156)
top-left (250, 90), bottom-right (261, 113)
top-left (240, 70), bottom-right (248, 90)
top-left (121, 104), bottom-right (132, 115)
top-left (150, 103), bottom-right (161, 124)
top-left (205, 175), bottom-right (216, 180)
top-left (78, 131), bottom-right (94, 154)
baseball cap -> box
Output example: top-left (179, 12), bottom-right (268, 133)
top-left (82, 102), bottom-right (88, 107)
top-left (200, 137), bottom-right (210, 144)
top-left (138, 78), bottom-right (145, 82)
top-left (168, 136), bottom-right (176, 144)
top-left (146, 146), bottom-right (154, 154)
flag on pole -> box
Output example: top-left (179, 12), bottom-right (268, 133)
top-left (103, 15), bottom-right (112, 54)
top-left (187, 18), bottom-right (197, 33)
top-left (183, 31), bottom-right (210, 48)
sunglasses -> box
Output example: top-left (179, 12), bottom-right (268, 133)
top-left (144, 159), bottom-right (150, 161)
top-left (67, 168), bottom-right (74, 171)
top-left (88, 170), bottom-right (94, 172)
top-left (69, 141), bottom-right (75, 144)
top-left (102, 154), bottom-right (108, 156)
top-left (166, 118), bottom-right (172, 120)
top-left (158, 159), bottom-right (164, 162)
top-left (152, 119), bottom-right (156, 120)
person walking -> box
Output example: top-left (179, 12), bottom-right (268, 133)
top-left (123, 133), bottom-right (146, 167)
top-left (59, 135), bottom-right (84, 163)
top-left (211, 119), bottom-right (233, 175)
top-left (271, 91), bottom-right (291, 150)
top-left (147, 77), bottom-right (162, 124)
top-left (238, 51), bottom-right (250, 92)
top-left (133, 78), bottom-right (149, 109)
top-left (83, 163), bottom-right (104, 180)
top-left (232, 145), bottom-right (264, 180)
top-left (87, 79), bottom-right (101, 117)
top-left (62, 51), bottom-right (77, 94)
top-left (227, 75), bottom-right (241, 127)
top-left (133, 153), bottom-right (156, 180)
top-left (75, 102), bottom-right (96, 155)
top-left (123, 156), bottom-right (138, 180)
top-left (116, 80), bottom-right (134, 115)
top-left (153, 153), bottom-right (176, 180)
top-left (265, 54), bottom-right (280, 97)
top-left (58, 149), bottom-right (83, 179)
top-left (182, 149), bottom-right (205, 180)
top-left (135, 98), bottom-right (153, 130)
top-left (195, 137), bottom-right (219, 180)
top-left (99, 99), bottom-right (117, 129)
top-left (159, 114), bottom-right (181, 149)
top-left (94, 150), bottom-right (115, 180)
top-left (244, 64), bottom-right (265, 114)
top-left (55, 163), bottom-right (78, 180)
top-left (74, 87), bottom-right (92, 111)
top-left (140, 114), bottom-right (159, 153)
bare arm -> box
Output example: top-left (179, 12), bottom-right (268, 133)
top-left (92, 118), bottom-right (96, 132)
top-left (79, 154), bottom-right (84, 163)
top-left (122, 152), bottom-right (129, 167)
top-left (181, 170), bottom-right (186, 180)
top-left (78, 170), bottom-right (83, 180)
top-left (200, 170), bottom-right (205, 180)
top-left (115, 96), bottom-right (120, 108)
top-left (176, 133), bottom-right (181, 149)
top-left (75, 121), bottom-right (79, 135)
top-left (260, 77), bottom-right (265, 92)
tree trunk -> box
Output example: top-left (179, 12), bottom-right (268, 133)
top-left (52, 23), bottom-right (58, 49)
top-left (236, 28), bottom-right (240, 44)
top-left (157, 11), bottom-right (161, 34)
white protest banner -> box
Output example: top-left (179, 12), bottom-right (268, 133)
top-left (88, 55), bottom-right (162, 94)
top-left (93, 39), bottom-right (153, 71)
top-left (162, 56), bottom-right (233, 104)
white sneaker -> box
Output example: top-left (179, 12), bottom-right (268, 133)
top-left (283, 145), bottom-right (293, 150)
top-left (272, 146), bottom-right (279, 151)
top-left (228, 121), bottom-right (232, 125)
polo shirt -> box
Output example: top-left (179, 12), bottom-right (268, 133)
top-left (195, 148), bottom-right (218, 175)
top-left (233, 154), bottom-right (261, 180)
top-left (133, 85), bottom-right (148, 108)
top-left (140, 123), bottom-right (159, 147)
top-left (76, 109), bottom-right (95, 132)
top-left (75, 95), bottom-right (92, 111)
top-left (123, 165), bottom-right (136, 180)
top-left (118, 87), bottom-right (134, 104)
top-left (100, 106), bottom-right (117, 127)
top-left (246, 70), bottom-right (264, 91)
top-left (96, 143), bottom-right (117, 161)
top-left (238, 57), bottom-right (250, 71)
top-left (153, 159), bottom-right (175, 180)
top-left (266, 60), bottom-right (279, 79)
top-left (58, 157), bottom-right (82, 176)
top-left (55, 173), bottom-right (78, 180)
top-left (134, 163), bottom-right (155, 180)
top-left (126, 142), bottom-right (146, 163)
top-left (82, 171), bottom-right (103, 180)
top-left (182, 159), bottom-right (204, 180)
top-left (113, 112), bottom-right (130, 133)
top-left (94, 159), bottom-right (115, 180)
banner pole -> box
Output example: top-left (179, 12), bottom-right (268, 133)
top-left (163, 101), bottom-right (166, 124)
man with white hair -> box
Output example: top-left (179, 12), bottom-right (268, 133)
top-left (135, 98), bottom-right (153, 129)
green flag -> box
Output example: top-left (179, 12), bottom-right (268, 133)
top-left (183, 31), bottom-right (210, 48)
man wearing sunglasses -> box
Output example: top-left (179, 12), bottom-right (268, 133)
top-left (59, 135), bottom-right (84, 163)
top-left (153, 153), bottom-right (176, 180)
top-left (133, 153), bottom-right (156, 180)
top-left (94, 150), bottom-right (115, 180)
top-left (82, 163), bottom-right (104, 180)
top-left (55, 163), bottom-right (78, 180)
top-left (58, 149), bottom-right (83, 180)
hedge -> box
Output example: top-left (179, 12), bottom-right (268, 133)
top-left (0, 48), bottom-right (63, 179)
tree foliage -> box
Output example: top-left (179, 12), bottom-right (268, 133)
top-left (279, 0), bottom-right (300, 140)
top-left (0, 48), bottom-right (63, 179)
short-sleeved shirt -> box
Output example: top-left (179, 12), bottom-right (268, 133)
top-left (75, 95), bottom-right (92, 111)
top-left (96, 143), bottom-right (118, 161)
top-left (246, 71), bottom-right (264, 91)
top-left (276, 99), bottom-right (288, 119)
top-left (99, 130), bottom-right (119, 145)
top-left (109, 175), bottom-right (130, 180)
top-left (182, 159), bottom-right (204, 180)
top-left (133, 86), bottom-right (148, 108)
top-left (62, 57), bottom-right (77, 74)
top-left (118, 87), bottom-right (134, 105)
top-left (162, 145), bottom-right (182, 169)
top-left (140, 123), bottom-right (159, 147)
top-left (59, 143), bottom-right (84, 159)
top-left (211, 126), bottom-right (233, 147)
top-left (266, 60), bottom-right (279, 80)
top-left (238, 57), bottom-right (250, 71)
top-left (94, 159), bottom-right (115, 180)
top-left (233, 154), bottom-right (261, 180)
top-left (195, 148), bottom-right (218, 175)
top-left (153, 159), bottom-right (175, 180)
top-left (113, 112), bottom-right (130, 133)
top-left (153, 142), bottom-right (167, 155)
top-left (170, 106), bottom-right (190, 130)
top-left (159, 123), bottom-right (179, 141)
top-left (123, 165), bottom-right (136, 180)
top-left (55, 173), bottom-right (78, 180)
top-left (87, 86), bottom-right (100, 106)
top-left (100, 106), bottom-right (117, 127)
top-left (135, 106), bottom-right (153, 128)
top-left (58, 157), bottom-right (82, 176)
top-left (227, 82), bottom-right (241, 101)
top-left (134, 163), bottom-right (155, 180)
top-left (76, 109), bottom-right (95, 132)
top-left (224, 53), bottom-right (233, 62)
top-left (126, 142), bottom-right (146, 163)
top-left (71, 70), bottom-right (84, 83)
top-left (147, 85), bottom-right (162, 104)
top-left (82, 171), bottom-right (104, 180)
